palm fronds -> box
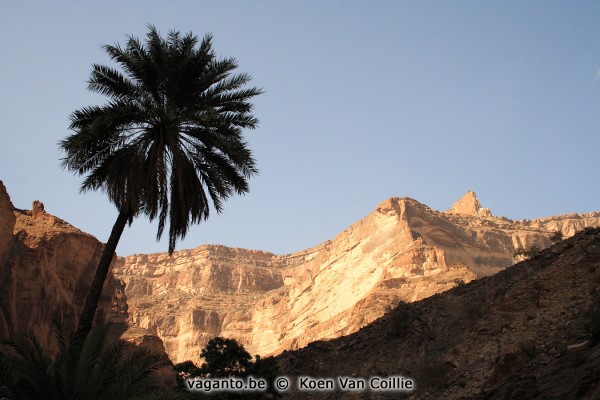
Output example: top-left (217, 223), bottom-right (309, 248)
top-left (0, 321), bottom-right (187, 400)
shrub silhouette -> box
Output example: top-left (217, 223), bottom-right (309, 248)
top-left (199, 337), bottom-right (252, 378)
top-left (549, 230), bottom-right (564, 243)
top-left (513, 245), bottom-right (540, 261)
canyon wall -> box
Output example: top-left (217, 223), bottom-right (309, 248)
top-left (0, 181), bottom-right (163, 360)
top-left (114, 191), bottom-right (600, 363)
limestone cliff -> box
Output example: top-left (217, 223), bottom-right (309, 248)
top-left (113, 192), bottom-right (600, 364)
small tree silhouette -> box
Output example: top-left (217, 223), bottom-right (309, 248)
top-left (513, 245), bottom-right (540, 262)
top-left (199, 337), bottom-right (252, 378)
top-left (174, 337), bottom-right (280, 399)
top-left (549, 230), bottom-right (564, 243)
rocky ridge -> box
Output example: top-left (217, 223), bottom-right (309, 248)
top-left (277, 227), bottom-right (600, 399)
top-left (113, 191), bottom-right (600, 363)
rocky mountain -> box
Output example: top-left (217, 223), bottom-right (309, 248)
top-left (277, 227), bottom-right (600, 399)
top-left (113, 191), bottom-right (600, 364)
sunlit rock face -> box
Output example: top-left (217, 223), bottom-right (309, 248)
top-left (114, 192), bottom-right (600, 363)
top-left (447, 190), bottom-right (491, 217)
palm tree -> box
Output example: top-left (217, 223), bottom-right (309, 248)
top-left (59, 25), bottom-right (262, 338)
top-left (0, 320), bottom-right (189, 400)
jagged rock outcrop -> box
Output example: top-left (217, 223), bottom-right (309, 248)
top-left (0, 194), bottom-right (111, 347)
top-left (114, 192), bottom-right (600, 364)
top-left (447, 190), bottom-right (491, 217)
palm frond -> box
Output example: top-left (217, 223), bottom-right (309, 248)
top-left (103, 345), bottom-right (171, 399)
top-left (1, 333), bottom-right (57, 400)
top-left (88, 64), bottom-right (138, 100)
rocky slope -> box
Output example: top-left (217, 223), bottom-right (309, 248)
top-left (277, 227), bottom-right (600, 400)
top-left (114, 191), bottom-right (600, 364)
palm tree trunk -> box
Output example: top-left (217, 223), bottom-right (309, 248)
top-left (76, 210), bottom-right (129, 338)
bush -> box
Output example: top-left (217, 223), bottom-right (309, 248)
top-left (199, 337), bottom-right (252, 378)
top-left (513, 245), bottom-right (540, 261)
top-left (549, 230), bottom-right (564, 243)
top-left (453, 279), bottom-right (466, 287)
top-left (174, 360), bottom-right (202, 387)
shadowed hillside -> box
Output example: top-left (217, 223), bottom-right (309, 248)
top-left (277, 227), bottom-right (600, 399)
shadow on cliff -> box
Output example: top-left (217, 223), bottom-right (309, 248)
top-left (276, 228), bottom-right (600, 399)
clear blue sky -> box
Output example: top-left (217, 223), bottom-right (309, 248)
top-left (1, 1), bottom-right (599, 256)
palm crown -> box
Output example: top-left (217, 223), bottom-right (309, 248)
top-left (60, 26), bottom-right (261, 253)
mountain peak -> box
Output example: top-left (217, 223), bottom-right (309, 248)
top-left (447, 191), bottom-right (491, 217)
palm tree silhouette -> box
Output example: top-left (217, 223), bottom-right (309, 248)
top-left (59, 26), bottom-right (262, 338)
